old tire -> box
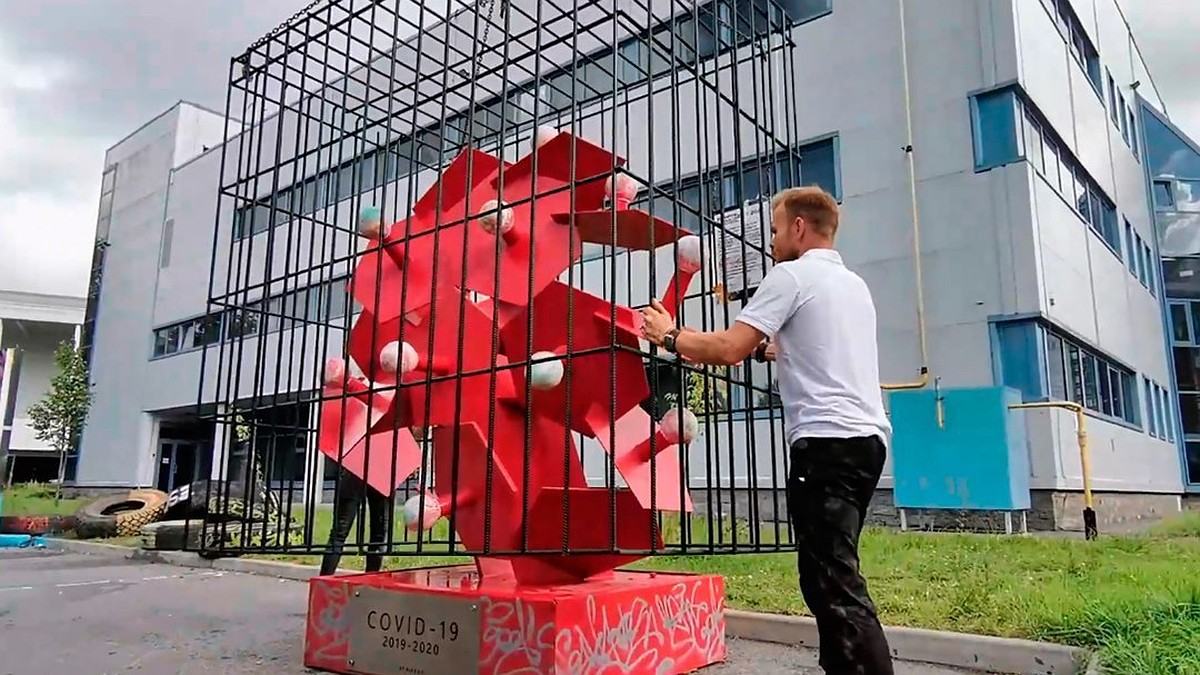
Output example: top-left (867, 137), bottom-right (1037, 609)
top-left (163, 480), bottom-right (279, 523)
top-left (140, 519), bottom-right (205, 551)
top-left (74, 490), bottom-right (168, 539)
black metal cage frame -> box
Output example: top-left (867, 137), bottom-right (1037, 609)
top-left (187, 0), bottom-right (808, 561)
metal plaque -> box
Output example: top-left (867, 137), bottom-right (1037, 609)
top-left (345, 585), bottom-right (481, 675)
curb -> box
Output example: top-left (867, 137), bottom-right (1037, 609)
top-left (725, 610), bottom-right (1092, 675)
top-left (48, 539), bottom-right (1096, 674)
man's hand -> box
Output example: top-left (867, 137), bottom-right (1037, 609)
top-left (639, 299), bottom-right (676, 345)
top-left (754, 340), bottom-right (777, 363)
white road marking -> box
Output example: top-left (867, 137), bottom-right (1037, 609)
top-left (0, 570), bottom-right (226, 594)
top-left (56, 579), bottom-right (112, 588)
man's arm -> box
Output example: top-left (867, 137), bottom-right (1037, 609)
top-left (672, 322), bottom-right (765, 366)
top-left (640, 265), bottom-right (803, 366)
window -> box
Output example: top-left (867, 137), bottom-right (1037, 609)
top-left (971, 85), bottom-right (1122, 255)
top-left (1145, 378), bottom-right (1158, 437)
top-left (1107, 71), bottom-right (1119, 124)
top-left (150, 276), bottom-right (350, 359)
top-left (1142, 241), bottom-right (1156, 296)
top-left (1127, 105), bottom-right (1140, 159)
top-left (1186, 442), bottom-right (1200, 485)
top-left (159, 219), bottom-right (174, 269)
top-left (1124, 220), bottom-right (1137, 269)
top-left (1153, 180), bottom-right (1175, 210)
top-left (1043, 0), bottom-right (1101, 94)
top-left (1172, 304), bottom-right (1191, 343)
top-left (1118, 92), bottom-right (1130, 144)
top-left (972, 89), bottom-right (1021, 171)
top-left (994, 319), bottom-right (1139, 426)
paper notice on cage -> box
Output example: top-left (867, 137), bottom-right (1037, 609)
top-left (713, 198), bottom-right (772, 300)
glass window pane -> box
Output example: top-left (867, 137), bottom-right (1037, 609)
top-left (1098, 365), bottom-right (1113, 416)
top-left (1186, 441), bottom-right (1200, 484)
top-left (1082, 353), bottom-right (1099, 410)
top-left (1073, 171), bottom-right (1089, 221)
top-left (798, 139), bottom-right (837, 197)
top-left (1175, 346), bottom-right (1200, 392)
top-left (1179, 180), bottom-right (1200, 212)
top-left (974, 90), bottom-right (1020, 168)
top-left (1172, 304), bottom-right (1191, 343)
top-left (1109, 369), bottom-right (1125, 421)
top-left (1025, 116), bottom-right (1044, 173)
top-left (1043, 140), bottom-right (1062, 192)
top-left (1153, 180), bottom-right (1175, 210)
top-left (1046, 334), bottom-right (1067, 400)
top-left (1067, 344), bottom-right (1083, 404)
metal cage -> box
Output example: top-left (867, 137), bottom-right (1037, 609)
top-left (188, 0), bottom-right (807, 566)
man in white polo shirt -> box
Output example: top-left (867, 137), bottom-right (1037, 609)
top-left (641, 186), bottom-right (893, 675)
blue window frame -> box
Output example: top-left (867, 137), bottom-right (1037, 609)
top-left (971, 85), bottom-right (1123, 255)
top-left (971, 89), bottom-right (1021, 171)
top-left (993, 318), bottom-right (1140, 426)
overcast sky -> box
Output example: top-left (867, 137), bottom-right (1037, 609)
top-left (0, 1), bottom-right (1197, 300)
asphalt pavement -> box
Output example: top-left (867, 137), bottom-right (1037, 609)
top-left (0, 547), bottom-right (988, 675)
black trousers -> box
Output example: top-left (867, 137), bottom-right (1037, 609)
top-left (787, 436), bottom-right (893, 675)
top-left (320, 467), bottom-right (391, 575)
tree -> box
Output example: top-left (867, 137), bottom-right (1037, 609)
top-left (26, 340), bottom-right (93, 504)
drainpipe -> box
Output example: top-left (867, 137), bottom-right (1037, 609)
top-left (1009, 401), bottom-right (1097, 540)
top-left (882, 0), bottom-right (937, 423)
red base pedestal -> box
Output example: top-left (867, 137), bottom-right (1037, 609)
top-left (305, 565), bottom-right (727, 674)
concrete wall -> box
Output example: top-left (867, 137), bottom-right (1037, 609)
top-left (77, 103), bottom-right (230, 487)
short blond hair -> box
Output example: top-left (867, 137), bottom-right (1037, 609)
top-left (771, 186), bottom-right (839, 237)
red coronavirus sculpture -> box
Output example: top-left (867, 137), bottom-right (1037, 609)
top-left (304, 128), bottom-right (724, 675)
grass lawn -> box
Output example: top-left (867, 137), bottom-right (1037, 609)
top-left (0, 482), bottom-right (87, 516)
top-left (8, 481), bottom-right (1200, 673)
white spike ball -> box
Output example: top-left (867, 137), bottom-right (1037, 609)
top-left (533, 126), bottom-right (559, 151)
top-left (605, 174), bottom-right (641, 204)
top-left (478, 199), bottom-right (514, 235)
top-left (357, 205), bottom-right (384, 239)
top-left (676, 235), bottom-right (704, 274)
top-left (528, 350), bottom-right (564, 390)
top-left (660, 407), bottom-right (699, 444)
top-left (379, 341), bottom-right (418, 374)
top-left (323, 357), bottom-right (346, 386)
top-left (402, 493), bottom-right (443, 532)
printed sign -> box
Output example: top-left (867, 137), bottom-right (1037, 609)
top-left (346, 585), bottom-right (480, 675)
top-left (712, 198), bottom-right (773, 300)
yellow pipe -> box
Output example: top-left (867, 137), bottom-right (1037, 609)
top-left (882, 0), bottom-right (932, 396)
top-left (1008, 401), bottom-right (1097, 539)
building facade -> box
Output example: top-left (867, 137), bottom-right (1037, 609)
top-left (0, 290), bottom-right (85, 482)
top-left (75, 0), bottom-right (1198, 527)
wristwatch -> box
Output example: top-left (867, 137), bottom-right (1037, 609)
top-left (662, 328), bottom-right (681, 353)
top-left (753, 343), bottom-right (768, 363)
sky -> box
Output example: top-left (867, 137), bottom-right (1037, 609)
top-left (0, 1), bottom-right (1197, 300)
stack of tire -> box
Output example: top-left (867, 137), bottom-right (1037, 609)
top-left (140, 479), bottom-right (300, 557)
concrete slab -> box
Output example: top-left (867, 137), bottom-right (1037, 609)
top-left (1, 548), bottom-right (997, 674)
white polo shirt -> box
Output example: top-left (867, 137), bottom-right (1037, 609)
top-left (735, 248), bottom-right (891, 447)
